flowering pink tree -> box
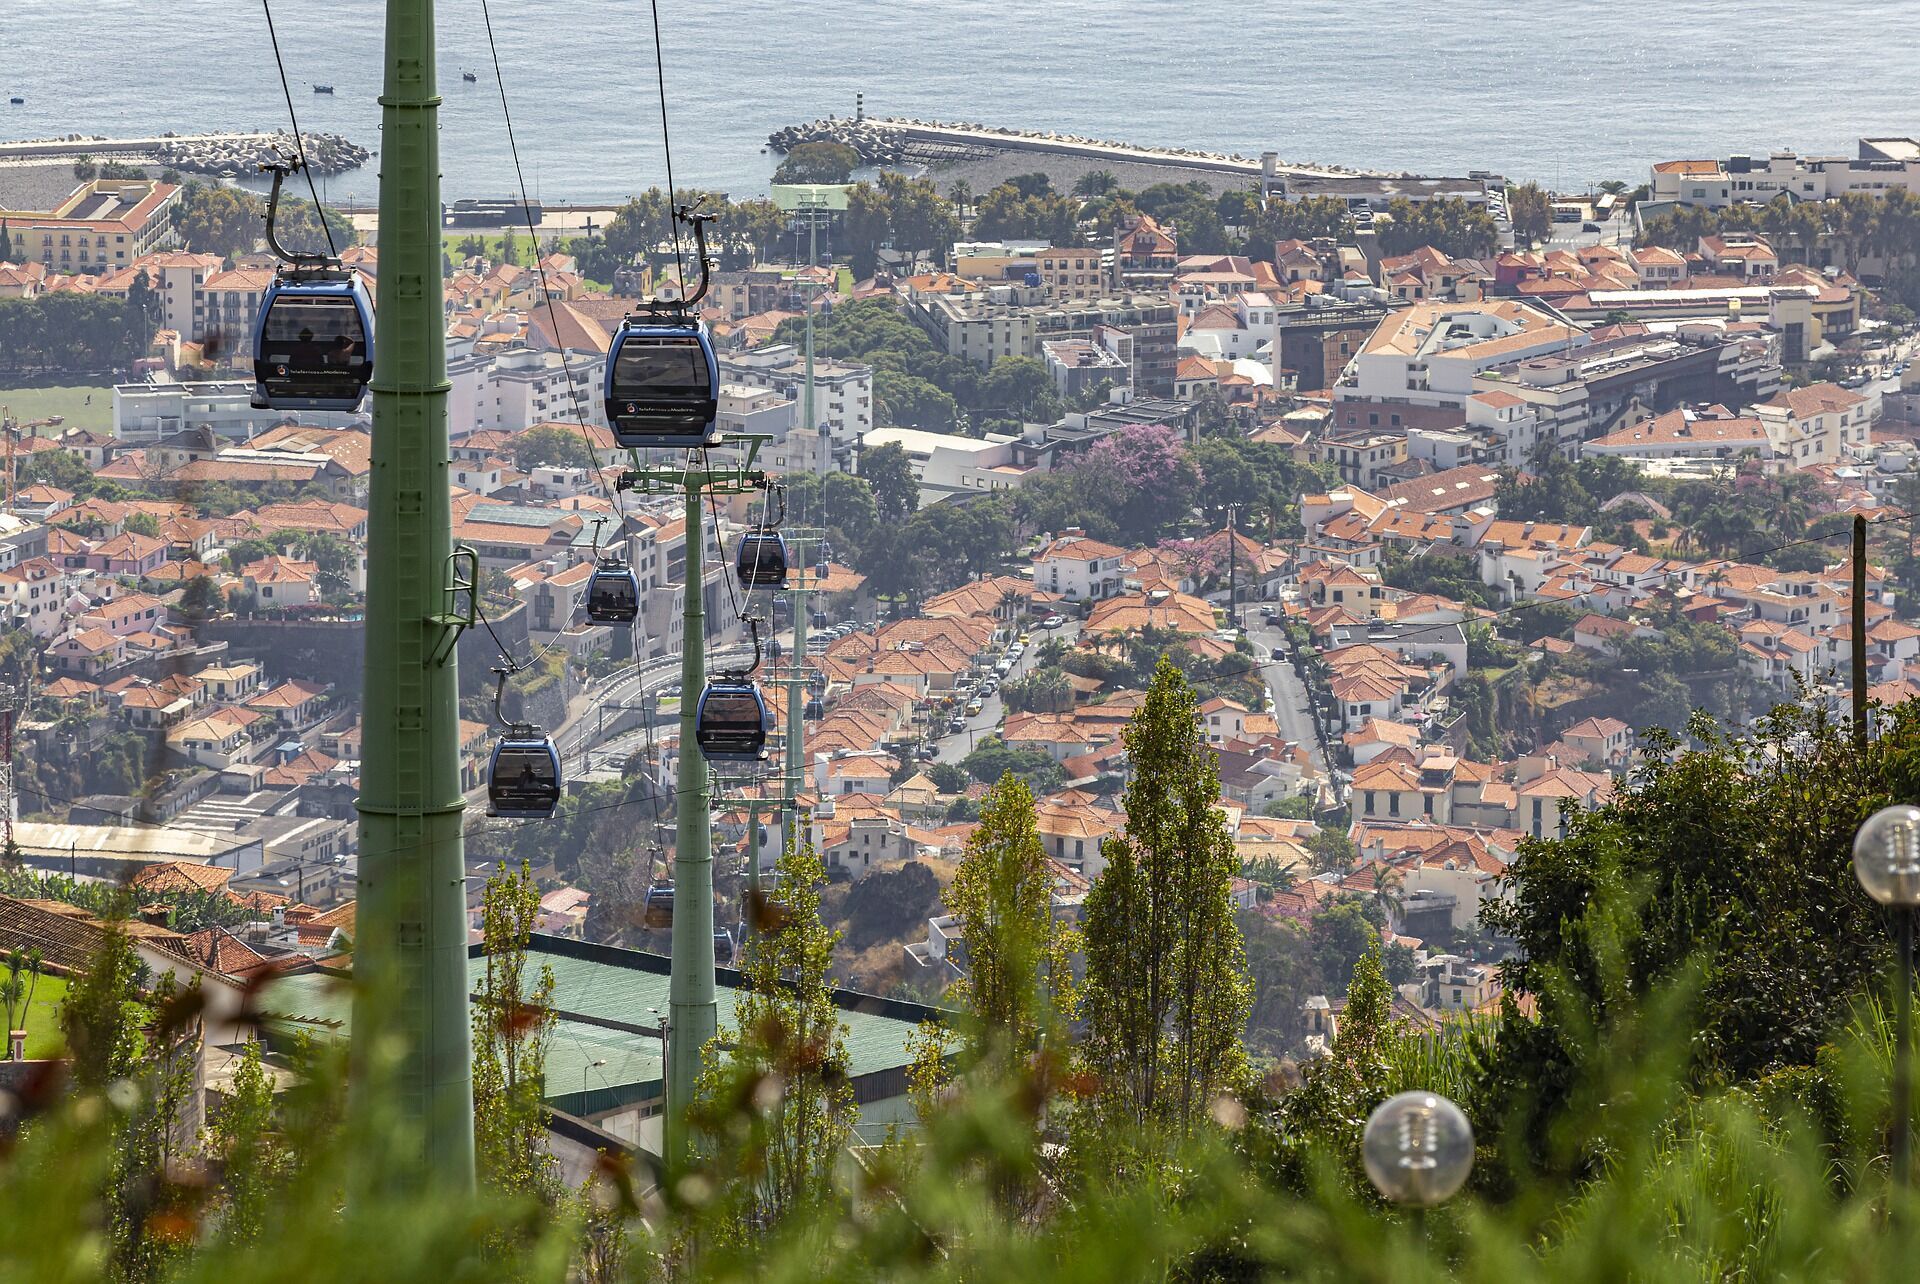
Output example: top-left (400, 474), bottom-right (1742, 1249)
top-left (1072, 423), bottom-right (1203, 542)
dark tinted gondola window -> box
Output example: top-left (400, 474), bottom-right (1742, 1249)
top-left (704, 693), bottom-right (762, 725)
top-left (263, 296), bottom-right (365, 372)
top-left (498, 748), bottom-right (557, 792)
top-left (615, 337), bottom-right (709, 396)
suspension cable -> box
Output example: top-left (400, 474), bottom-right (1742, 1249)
top-left (646, 0), bottom-right (688, 294)
top-left (258, 0), bottom-right (338, 258)
top-left (476, 0), bottom-right (625, 521)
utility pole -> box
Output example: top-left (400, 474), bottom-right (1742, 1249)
top-left (1854, 513), bottom-right (1869, 749)
top-left (1225, 502), bottom-right (1238, 632)
top-left (349, 0), bottom-right (475, 1196)
top-left (621, 440), bottom-right (766, 1163)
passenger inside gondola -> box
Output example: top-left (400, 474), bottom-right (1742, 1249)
top-left (263, 298), bottom-right (366, 399)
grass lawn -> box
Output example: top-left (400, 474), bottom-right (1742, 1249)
top-left (8, 971), bottom-right (68, 1060)
top-left (837, 266), bottom-right (855, 295)
top-left (0, 383), bottom-right (114, 435)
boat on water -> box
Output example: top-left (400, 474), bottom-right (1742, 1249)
top-left (7, 97), bottom-right (22, 105)
top-left (312, 84), bottom-right (334, 94)
top-left (461, 70), bottom-right (478, 82)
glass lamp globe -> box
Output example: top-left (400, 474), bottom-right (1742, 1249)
top-left (1362, 1091), bottom-right (1474, 1207)
top-left (1853, 805), bottom-right (1920, 908)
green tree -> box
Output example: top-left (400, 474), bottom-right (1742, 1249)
top-left (772, 141), bottom-right (859, 185)
top-left (959, 736), bottom-right (1066, 795)
top-left (1507, 181), bottom-right (1553, 245)
top-left (944, 774), bottom-right (1079, 1060)
top-left (1079, 657), bottom-right (1252, 1137)
top-left (1480, 703), bottom-right (1912, 1169)
top-left (472, 862), bottom-right (560, 1214)
top-left (511, 423), bottom-right (596, 471)
top-left (173, 182), bottom-right (263, 258)
top-left (861, 439), bottom-right (920, 522)
top-left (0, 947), bottom-right (42, 1045)
top-left (841, 181), bottom-right (891, 278)
top-left (203, 1040), bottom-right (292, 1247)
top-left (1273, 938), bottom-right (1395, 1183)
top-left (695, 836), bottom-right (853, 1233)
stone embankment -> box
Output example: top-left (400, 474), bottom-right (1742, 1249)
top-left (0, 131), bottom-right (369, 177)
top-left (767, 116), bottom-right (1377, 179)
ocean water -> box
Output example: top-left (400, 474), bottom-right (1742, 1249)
top-left (4, 0), bottom-right (1914, 205)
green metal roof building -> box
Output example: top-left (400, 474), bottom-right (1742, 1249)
top-left (264, 933), bottom-right (939, 1151)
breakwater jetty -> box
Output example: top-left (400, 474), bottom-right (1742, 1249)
top-left (0, 131), bottom-right (369, 177)
top-left (767, 116), bottom-right (1376, 180)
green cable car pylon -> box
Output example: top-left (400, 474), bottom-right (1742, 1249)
top-left (620, 440), bottom-right (769, 1161)
top-left (348, 0), bottom-right (477, 1194)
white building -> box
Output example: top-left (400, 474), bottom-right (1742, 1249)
top-left (860, 427), bottom-right (1027, 507)
top-left (1751, 382), bottom-right (1875, 469)
top-left (1341, 301), bottom-right (1584, 409)
top-left (113, 380), bottom-right (363, 443)
top-left (447, 346), bottom-right (603, 438)
top-left (1650, 141), bottom-right (1920, 210)
top-left (718, 345), bottom-right (874, 465)
top-left (1031, 530), bottom-right (1130, 603)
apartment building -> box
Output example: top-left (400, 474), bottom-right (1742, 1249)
top-left (9, 180), bottom-right (182, 272)
top-left (860, 426), bottom-right (1027, 506)
top-left (447, 347), bottom-right (603, 437)
top-left (1649, 140), bottom-right (1920, 209)
top-left (1751, 382), bottom-right (1875, 468)
top-left (1341, 300), bottom-right (1583, 410)
top-left (718, 344), bottom-right (874, 461)
top-left (1035, 245), bottom-right (1111, 300)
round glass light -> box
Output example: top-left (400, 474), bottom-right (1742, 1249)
top-left (1362, 1091), bottom-right (1474, 1207)
top-left (1853, 805), bottom-right (1920, 908)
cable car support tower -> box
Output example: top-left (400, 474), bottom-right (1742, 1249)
top-left (347, 0), bottom-right (478, 1195)
top-left (618, 439), bottom-right (767, 1161)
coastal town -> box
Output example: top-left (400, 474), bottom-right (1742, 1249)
top-left (3, 118), bottom-right (1920, 1155)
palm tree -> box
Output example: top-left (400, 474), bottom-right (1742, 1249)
top-left (1074, 169), bottom-right (1119, 198)
top-left (946, 181), bottom-right (971, 221)
top-left (1370, 864), bottom-right (1404, 924)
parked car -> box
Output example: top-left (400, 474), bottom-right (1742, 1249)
top-left (966, 699), bottom-right (984, 717)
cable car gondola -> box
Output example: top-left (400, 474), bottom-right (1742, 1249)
top-left (644, 882), bottom-right (674, 929)
top-left (697, 616), bottom-right (772, 764)
top-left (488, 729), bottom-right (561, 819)
top-left (586, 562), bottom-right (640, 624)
top-left (736, 486), bottom-right (789, 589)
top-left (249, 160), bottom-right (374, 412)
top-left (603, 208), bottom-right (722, 450)
top-left (695, 678), bottom-right (770, 763)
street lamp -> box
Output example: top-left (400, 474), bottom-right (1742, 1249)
top-left (1362, 1091), bottom-right (1474, 1221)
top-left (583, 1057), bottom-right (608, 1110)
top-left (1853, 804), bottom-right (1920, 1187)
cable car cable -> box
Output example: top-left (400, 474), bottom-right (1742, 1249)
top-left (476, 0), bottom-right (626, 521)
top-left (646, 0), bottom-right (687, 290)
top-left (258, 0), bottom-right (337, 258)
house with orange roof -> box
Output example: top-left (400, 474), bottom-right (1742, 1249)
top-left (1030, 528), bottom-right (1129, 605)
top-left (1515, 765), bottom-right (1612, 839)
top-left (1751, 381), bottom-right (1873, 469)
top-left (1083, 590), bottom-right (1216, 638)
top-left (246, 679), bottom-right (332, 728)
top-left (50, 627), bottom-right (125, 677)
top-left (167, 709), bottom-right (258, 769)
top-left (1558, 716), bottom-right (1633, 769)
top-left (1032, 797), bottom-right (1123, 875)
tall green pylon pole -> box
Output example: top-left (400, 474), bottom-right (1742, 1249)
top-left (350, 0), bottom-right (475, 1195)
top-left (624, 442), bottom-right (766, 1163)
top-left (667, 476), bottom-right (715, 1162)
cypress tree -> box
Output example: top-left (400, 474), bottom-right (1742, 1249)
top-left (1080, 655), bottom-right (1251, 1136)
